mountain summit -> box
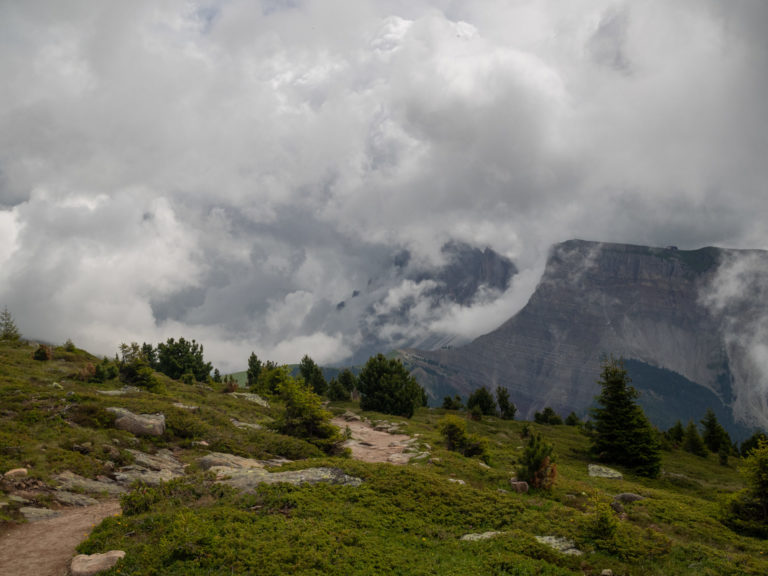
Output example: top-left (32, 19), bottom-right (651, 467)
top-left (403, 240), bottom-right (768, 438)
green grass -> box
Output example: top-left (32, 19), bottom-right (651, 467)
top-left (2, 341), bottom-right (768, 574)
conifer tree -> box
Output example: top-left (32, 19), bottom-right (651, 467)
top-left (247, 352), bottom-right (262, 388)
top-left (682, 420), bottom-right (708, 457)
top-left (496, 386), bottom-right (517, 420)
top-left (700, 408), bottom-right (731, 454)
top-left (590, 356), bottom-right (661, 477)
top-left (0, 306), bottom-right (20, 341)
top-left (517, 432), bottom-right (557, 490)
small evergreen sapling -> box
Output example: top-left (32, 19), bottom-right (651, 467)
top-left (516, 432), bottom-right (556, 490)
top-left (0, 306), bottom-right (20, 342)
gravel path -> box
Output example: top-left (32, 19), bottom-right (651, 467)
top-left (0, 500), bottom-right (121, 576)
top-left (332, 417), bottom-right (413, 463)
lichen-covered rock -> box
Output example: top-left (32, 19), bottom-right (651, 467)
top-left (55, 471), bottom-right (126, 495)
top-left (113, 449), bottom-right (185, 486)
top-left (535, 535), bottom-right (582, 556)
top-left (231, 392), bottom-right (269, 407)
top-left (588, 464), bottom-right (623, 479)
top-left (106, 408), bottom-right (165, 436)
top-left (53, 490), bottom-right (99, 507)
top-left (70, 550), bottom-right (125, 576)
top-left (215, 466), bottom-right (362, 493)
top-left (199, 452), bottom-right (265, 470)
top-left (460, 531), bottom-right (504, 541)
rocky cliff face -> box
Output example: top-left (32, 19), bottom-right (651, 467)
top-left (403, 240), bottom-right (768, 437)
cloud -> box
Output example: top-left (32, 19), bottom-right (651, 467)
top-left (1, 0), bottom-right (767, 370)
top-left (700, 251), bottom-right (768, 430)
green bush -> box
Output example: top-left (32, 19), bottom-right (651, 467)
top-left (357, 354), bottom-right (424, 418)
top-left (723, 439), bottom-right (768, 537)
top-left (438, 415), bottom-right (488, 462)
top-left (33, 345), bottom-right (52, 361)
top-left (466, 386), bottom-right (496, 416)
top-left (68, 404), bottom-right (118, 428)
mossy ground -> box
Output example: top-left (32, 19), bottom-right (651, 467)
top-left (1, 341), bottom-right (767, 574)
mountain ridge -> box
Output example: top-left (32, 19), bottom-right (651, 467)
top-left (403, 239), bottom-right (768, 438)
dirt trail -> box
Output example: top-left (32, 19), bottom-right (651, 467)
top-left (332, 417), bottom-right (414, 463)
top-left (0, 500), bottom-right (121, 576)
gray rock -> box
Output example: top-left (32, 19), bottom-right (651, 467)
top-left (231, 392), bottom-right (269, 408)
top-left (230, 418), bottom-right (262, 430)
top-left (509, 480), bottom-right (529, 493)
top-left (55, 471), bottom-right (126, 495)
top-left (215, 466), bottom-right (362, 493)
top-left (113, 449), bottom-right (185, 486)
top-left (610, 501), bottom-right (624, 514)
top-left (614, 492), bottom-right (644, 503)
top-left (588, 464), bottom-right (623, 479)
top-left (107, 408), bottom-right (165, 436)
top-left (20, 507), bottom-right (60, 522)
top-left (96, 386), bottom-right (140, 396)
top-left (199, 452), bottom-right (265, 470)
top-left (601, 570), bottom-right (614, 576)
top-left (172, 402), bottom-right (198, 411)
top-left (460, 531), bottom-right (504, 541)
top-left (70, 551), bottom-right (126, 576)
top-left (341, 410), bottom-right (361, 421)
top-left (54, 490), bottom-right (99, 506)
top-left (9, 494), bottom-right (30, 504)
top-left (448, 478), bottom-right (466, 485)
top-left (535, 535), bottom-right (583, 556)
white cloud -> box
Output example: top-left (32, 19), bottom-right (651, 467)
top-left (0, 0), bottom-right (767, 371)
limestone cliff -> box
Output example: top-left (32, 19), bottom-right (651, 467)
top-left (403, 240), bottom-right (768, 437)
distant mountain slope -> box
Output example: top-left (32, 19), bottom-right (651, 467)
top-left (403, 240), bottom-right (768, 439)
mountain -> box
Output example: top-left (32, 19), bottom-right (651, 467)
top-left (402, 240), bottom-right (768, 439)
top-left (336, 241), bottom-right (516, 364)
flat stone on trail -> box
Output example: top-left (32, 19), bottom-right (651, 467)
top-left (55, 471), bottom-right (126, 495)
top-left (588, 464), bottom-right (623, 479)
top-left (70, 550), bottom-right (125, 576)
top-left (53, 491), bottom-right (99, 507)
top-left (20, 507), bottom-right (60, 522)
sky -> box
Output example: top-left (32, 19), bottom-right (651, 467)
top-left (1, 0), bottom-right (767, 372)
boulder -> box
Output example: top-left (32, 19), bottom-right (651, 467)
top-left (70, 551), bottom-right (126, 576)
top-left (341, 410), bottom-right (361, 421)
top-left (588, 464), bottom-right (623, 479)
top-left (509, 480), bottom-right (529, 493)
top-left (106, 408), bottom-right (165, 436)
top-left (614, 492), bottom-right (644, 503)
top-left (113, 449), bottom-right (184, 486)
top-left (3, 468), bottom-right (28, 479)
top-left (230, 418), bottom-right (262, 430)
top-left (448, 478), bottom-right (466, 485)
top-left (96, 386), bottom-right (140, 396)
top-left (172, 402), bottom-right (198, 411)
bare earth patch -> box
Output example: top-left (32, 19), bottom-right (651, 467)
top-left (0, 500), bottom-right (121, 576)
top-left (332, 416), bottom-right (414, 463)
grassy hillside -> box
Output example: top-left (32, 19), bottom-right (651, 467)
top-left (1, 340), bottom-right (767, 575)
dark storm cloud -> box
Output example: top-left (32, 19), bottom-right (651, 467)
top-left (1, 0), bottom-right (767, 370)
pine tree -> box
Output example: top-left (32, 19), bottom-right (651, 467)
top-left (517, 433), bottom-right (557, 490)
top-left (246, 352), bottom-right (262, 388)
top-left (496, 386), bottom-right (517, 420)
top-left (0, 306), bottom-right (21, 341)
top-left (590, 356), bottom-right (661, 477)
top-left (700, 408), bottom-right (731, 454)
top-left (467, 386), bottom-right (497, 416)
top-left (682, 420), bottom-right (708, 457)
